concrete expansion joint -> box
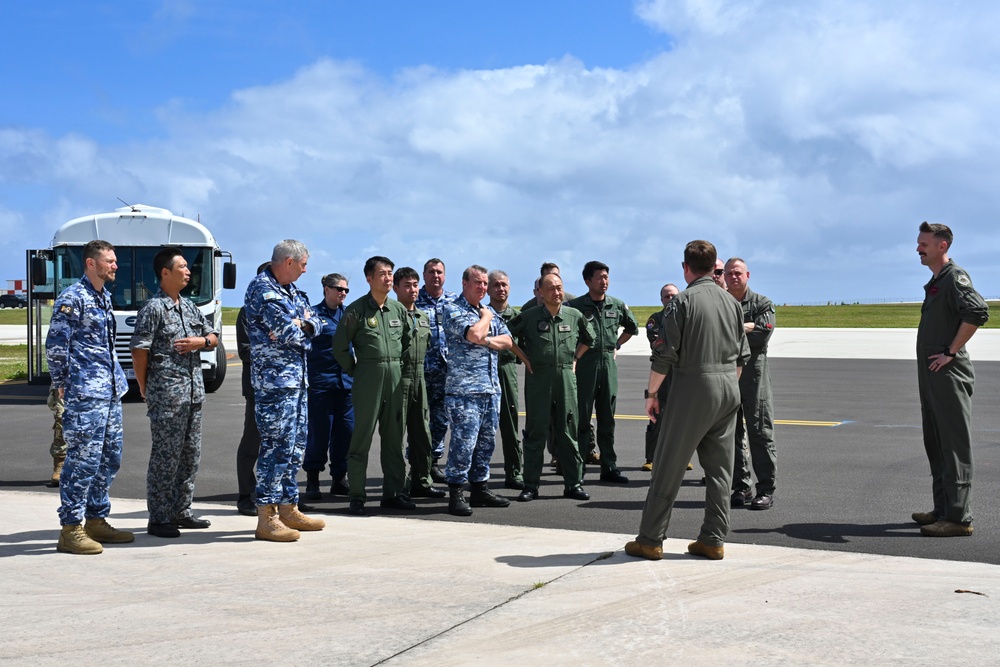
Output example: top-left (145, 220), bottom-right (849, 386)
top-left (369, 550), bottom-right (615, 666)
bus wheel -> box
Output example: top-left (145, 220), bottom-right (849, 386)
top-left (204, 342), bottom-right (228, 393)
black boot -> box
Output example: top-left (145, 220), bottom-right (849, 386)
top-left (469, 481), bottom-right (510, 508)
top-left (448, 483), bottom-right (473, 517)
top-left (304, 470), bottom-right (322, 501)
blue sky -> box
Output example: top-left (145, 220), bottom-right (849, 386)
top-left (3, 1), bottom-right (999, 306)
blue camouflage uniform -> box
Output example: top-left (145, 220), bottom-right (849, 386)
top-left (415, 287), bottom-right (458, 460)
top-left (442, 295), bottom-right (510, 485)
top-left (245, 268), bottom-right (319, 506)
top-left (46, 275), bottom-right (129, 526)
top-left (303, 299), bottom-right (355, 481)
top-left (130, 289), bottom-right (217, 524)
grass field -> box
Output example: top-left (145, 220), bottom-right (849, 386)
top-left (6, 302), bottom-right (1000, 329)
top-left (3, 301), bottom-right (998, 381)
top-left (0, 344), bottom-right (28, 381)
top-left (631, 301), bottom-right (1000, 329)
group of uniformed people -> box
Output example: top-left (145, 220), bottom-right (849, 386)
top-left (47, 223), bottom-right (986, 555)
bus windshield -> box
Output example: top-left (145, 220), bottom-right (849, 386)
top-left (52, 246), bottom-right (215, 310)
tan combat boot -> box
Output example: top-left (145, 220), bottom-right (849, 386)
top-left (255, 504), bottom-right (300, 542)
top-left (57, 524), bottom-right (103, 555)
top-left (84, 517), bottom-right (135, 544)
top-left (49, 455), bottom-right (65, 488)
top-left (278, 504), bottom-right (326, 531)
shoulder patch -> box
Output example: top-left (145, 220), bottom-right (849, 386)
top-left (956, 273), bottom-right (971, 287)
top-left (449, 311), bottom-right (462, 319)
top-left (366, 316), bottom-right (378, 328)
top-left (261, 291), bottom-right (281, 302)
top-left (59, 304), bottom-right (74, 314)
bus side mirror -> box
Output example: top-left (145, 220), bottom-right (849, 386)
top-left (223, 262), bottom-right (237, 290)
top-left (31, 257), bottom-right (48, 287)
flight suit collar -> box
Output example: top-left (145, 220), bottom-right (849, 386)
top-left (365, 292), bottom-right (392, 312)
top-left (924, 259), bottom-right (954, 291)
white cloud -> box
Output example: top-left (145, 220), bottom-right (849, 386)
top-left (3, 1), bottom-right (1000, 304)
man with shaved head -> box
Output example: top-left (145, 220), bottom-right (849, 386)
top-left (725, 257), bottom-right (777, 511)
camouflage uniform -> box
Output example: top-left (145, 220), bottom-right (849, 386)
top-left (441, 295), bottom-right (510, 485)
top-left (46, 275), bottom-right (129, 526)
top-left (507, 304), bottom-right (595, 491)
top-left (245, 268), bottom-right (318, 507)
top-left (415, 287), bottom-right (458, 461)
top-left (130, 288), bottom-right (217, 524)
top-left (400, 306), bottom-right (434, 490)
top-left (493, 304), bottom-right (523, 485)
top-left (566, 294), bottom-right (639, 472)
top-left (332, 292), bottom-right (411, 502)
top-left (304, 299), bottom-right (355, 481)
top-left (47, 387), bottom-right (66, 459)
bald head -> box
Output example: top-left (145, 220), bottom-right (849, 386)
top-left (540, 273), bottom-right (564, 309)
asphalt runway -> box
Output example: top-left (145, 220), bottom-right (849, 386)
top-left (2, 356), bottom-right (998, 565)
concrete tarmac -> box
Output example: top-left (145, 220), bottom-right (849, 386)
top-left (3, 327), bottom-right (1000, 665)
top-left (3, 490), bottom-right (998, 667)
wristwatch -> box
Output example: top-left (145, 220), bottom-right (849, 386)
top-left (644, 389), bottom-right (653, 399)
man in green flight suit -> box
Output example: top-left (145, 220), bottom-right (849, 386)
top-left (625, 240), bottom-right (749, 562)
top-left (724, 257), bottom-right (777, 510)
top-left (643, 283), bottom-right (680, 471)
top-left (567, 261), bottom-right (639, 483)
top-left (333, 256), bottom-right (414, 516)
top-left (392, 266), bottom-right (446, 500)
top-left (914, 221), bottom-right (988, 537)
top-left (488, 269), bottom-right (527, 490)
top-left (507, 273), bottom-right (595, 501)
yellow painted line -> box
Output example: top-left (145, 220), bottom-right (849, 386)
top-left (518, 411), bottom-right (844, 427)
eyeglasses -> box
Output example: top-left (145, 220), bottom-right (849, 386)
top-left (326, 285), bottom-right (349, 294)
top-left (713, 269), bottom-right (724, 276)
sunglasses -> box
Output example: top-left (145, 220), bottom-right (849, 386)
top-left (326, 285), bottom-right (349, 294)
top-left (713, 269), bottom-right (724, 276)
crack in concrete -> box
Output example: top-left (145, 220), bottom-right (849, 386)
top-left (369, 550), bottom-right (617, 666)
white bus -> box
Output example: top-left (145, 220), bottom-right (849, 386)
top-left (27, 204), bottom-right (237, 392)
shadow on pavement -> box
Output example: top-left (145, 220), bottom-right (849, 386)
top-left (733, 521), bottom-right (919, 544)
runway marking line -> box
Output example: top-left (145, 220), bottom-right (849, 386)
top-left (517, 412), bottom-right (845, 426)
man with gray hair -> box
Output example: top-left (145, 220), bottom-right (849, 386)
top-left (724, 257), bottom-right (777, 510)
top-left (244, 240), bottom-right (326, 541)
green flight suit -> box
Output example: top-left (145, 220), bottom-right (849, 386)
top-left (508, 305), bottom-right (595, 491)
top-left (401, 306), bottom-right (434, 491)
top-left (566, 294), bottom-right (639, 472)
top-left (332, 293), bottom-right (410, 502)
top-left (732, 287), bottom-right (777, 497)
top-left (635, 276), bottom-right (749, 549)
top-left (493, 303), bottom-right (523, 485)
top-left (643, 309), bottom-right (672, 463)
top-left (917, 259), bottom-right (988, 525)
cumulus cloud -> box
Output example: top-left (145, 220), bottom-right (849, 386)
top-left (3, 0), bottom-right (999, 304)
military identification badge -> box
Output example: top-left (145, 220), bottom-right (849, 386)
top-left (557, 324), bottom-right (571, 332)
top-left (366, 316), bottom-right (378, 328)
top-left (537, 321), bottom-right (550, 332)
top-left (389, 319), bottom-right (401, 327)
